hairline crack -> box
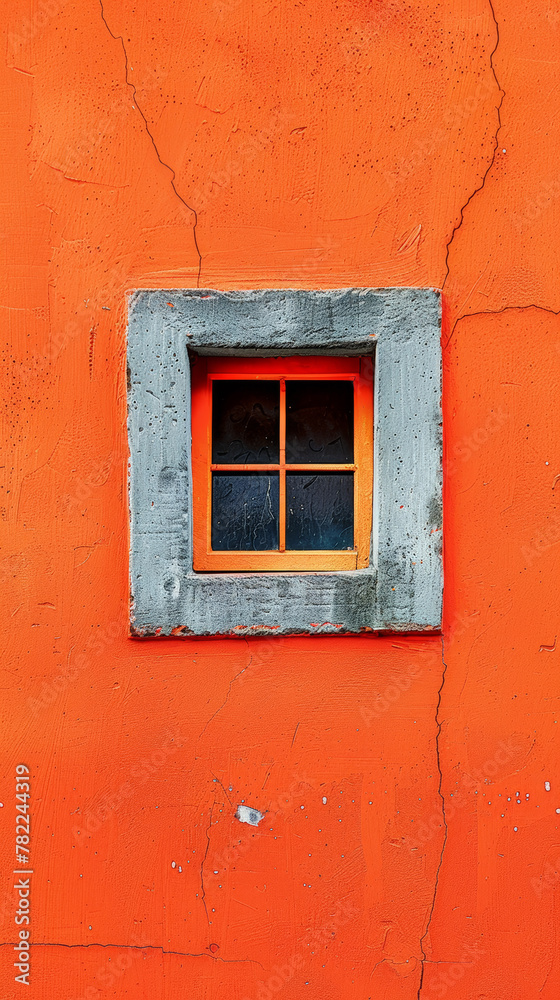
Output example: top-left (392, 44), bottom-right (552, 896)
top-left (98, 0), bottom-right (202, 285)
top-left (416, 635), bottom-right (449, 999)
top-left (443, 0), bottom-right (504, 343)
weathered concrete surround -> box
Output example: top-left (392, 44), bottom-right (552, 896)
top-left (127, 288), bottom-right (442, 635)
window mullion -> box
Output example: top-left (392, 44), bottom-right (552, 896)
top-left (279, 378), bottom-right (286, 552)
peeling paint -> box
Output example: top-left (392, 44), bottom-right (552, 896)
top-left (235, 805), bottom-right (264, 827)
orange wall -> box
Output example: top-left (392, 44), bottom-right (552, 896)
top-left (2, 1), bottom-right (559, 998)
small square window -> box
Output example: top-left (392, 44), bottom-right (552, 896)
top-left (127, 288), bottom-right (442, 636)
top-left (191, 356), bottom-right (373, 571)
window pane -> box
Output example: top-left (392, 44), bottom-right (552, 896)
top-left (212, 380), bottom-right (279, 464)
top-left (285, 380), bottom-right (353, 463)
top-left (212, 473), bottom-right (279, 550)
top-left (286, 472), bottom-right (353, 550)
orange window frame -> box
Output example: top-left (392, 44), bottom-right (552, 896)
top-left (191, 355), bottom-right (373, 572)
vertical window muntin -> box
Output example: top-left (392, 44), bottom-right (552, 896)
top-left (191, 356), bottom-right (373, 572)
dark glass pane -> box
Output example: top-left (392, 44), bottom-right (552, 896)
top-left (212, 473), bottom-right (279, 550)
top-left (212, 380), bottom-right (279, 464)
top-left (286, 473), bottom-right (353, 550)
top-left (285, 380), bottom-right (353, 463)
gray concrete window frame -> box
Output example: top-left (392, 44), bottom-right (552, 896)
top-left (127, 288), bottom-right (442, 637)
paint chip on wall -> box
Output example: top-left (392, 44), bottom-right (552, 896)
top-left (236, 805), bottom-right (264, 826)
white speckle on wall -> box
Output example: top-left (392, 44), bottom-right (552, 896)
top-left (545, 781), bottom-right (551, 791)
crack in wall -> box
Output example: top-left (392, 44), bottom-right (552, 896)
top-left (98, 0), bottom-right (202, 285)
top-left (212, 773), bottom-right (233, 806)
top-left (199, 653), bottom-right (253, 738)
top-left (0, 940), bottom-right (262, 965)
top-left (200, 800), bottom-right (217, 927)
top-left (371, 956), bottom-right (418, 977)
top-left (457, 304), bottom-right (560, 321)
top-left (539, 949), bottom-right (554, 993)
top-left (416, 636), bottom-right (449, 1000)
top-left (447, 303), bottom-right (560, 347)
top-left (425, 959), bottom-right (475, 965)
top-left (442, 0), bottom-right (504, 323)
top-left (41, 160), bottom-right (131, 188)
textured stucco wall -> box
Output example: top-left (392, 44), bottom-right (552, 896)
top-left (1, 1), bottom-right (560, 998)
